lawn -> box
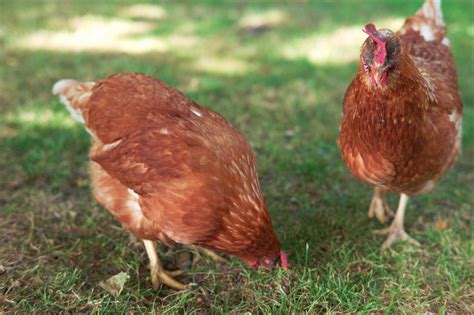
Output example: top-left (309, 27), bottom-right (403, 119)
top-left (0, 0), bottom-right (472, 313)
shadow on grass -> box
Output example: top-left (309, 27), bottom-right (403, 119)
top-left (1, 46), bottom-right (472, 265)
top-left (0, 48), bottom-right (382, 284)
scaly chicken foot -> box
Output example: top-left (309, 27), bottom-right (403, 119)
top-left (368, 187), bottom-right (394, 224)
top-left (187, 245), bottom-right (228, 265)
top-left (373, 226), bottom-right (420, 249)
top-left (372, 193), bottom-right (420, 249)
top-left (143, 240), bottom-right (188, 290)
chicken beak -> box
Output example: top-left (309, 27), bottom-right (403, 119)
top-left (371, 65), bottom-right (388, 86)
top-left (280, 251), bottom-right (288, 269)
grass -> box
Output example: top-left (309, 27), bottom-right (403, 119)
top-left (0, 0), bottom-right (473, 313)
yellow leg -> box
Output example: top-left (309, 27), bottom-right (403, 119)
top-left (187, 245), bottom-right (228, 264)
top-left (368, 187), bottom-right (394, 224)
top-left (143, 240), bottom-right (187, 290)
top-left (373, 193), bottom-right (420, 249)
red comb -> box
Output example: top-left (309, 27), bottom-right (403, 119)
top-left (363, 23), bottom-right (387, 64)
top-left (280, 251), bottom-right (288, 269)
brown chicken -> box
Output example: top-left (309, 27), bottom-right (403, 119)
top-left (53, 72), bottom-right (287, 289)
top-left (338, 0), bottom-right (462, 248)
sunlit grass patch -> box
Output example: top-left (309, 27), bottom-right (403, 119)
top-left (13, 15), bottom-right (197, 55)
top-left (281, 18), bottom-right (405, 65)
top-left (3, 105), bottom-right (76, 128)
top-left (119, 4), bottom-right (167, 20)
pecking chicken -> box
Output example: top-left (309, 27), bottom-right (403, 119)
top-left (53, 72), bottom-right (287, 289)
top-left (338, 0), bottom-right (463, 248)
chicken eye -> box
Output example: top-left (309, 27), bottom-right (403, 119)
top-left (363, 62), bottom-right (371, 73)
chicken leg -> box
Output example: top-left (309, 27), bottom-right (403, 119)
top-left (368, 187), bottom-right (394, 224)
top-left (143, 240), bottom-right (187, 290)
top-left (373, 193), bottom-right (420, 249)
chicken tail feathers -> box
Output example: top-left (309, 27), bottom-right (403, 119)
top-left (52, 79), bottom-right (95, 124)
top-left (400, 0), bottom-right (448, 45)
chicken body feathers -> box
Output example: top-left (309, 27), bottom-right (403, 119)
top-left (339, 0), bottom-right (462, 195)
top-left (53, 72), bottom-right (281, 261)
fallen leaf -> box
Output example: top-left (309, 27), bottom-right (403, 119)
top-left (284, 127), bottom-right (299, 138)
top-left (75, 178), bottom-right (89, 188)
top-left (99, 272), bottom-right (129, 297)
top-left (435, 219), bottom-right (448, 230)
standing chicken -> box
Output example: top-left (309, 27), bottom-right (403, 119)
top-left (53, 73), bottom-right (287, 289)
top-left (338, 0), bottom-right (462, 248)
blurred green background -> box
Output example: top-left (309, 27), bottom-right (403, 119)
top-left (0, 0), bottom-right (472, 313)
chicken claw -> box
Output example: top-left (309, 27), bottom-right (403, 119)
top-left (143, 240), bottom-right (187, 290)
top-left (372, 193), bottom-right (420, 249)
top-left (373, 226), bottom-right (420, 249)
top-left (149, 264), bottom-right (187, 290)
top-left (368, 188), bottom-right (394, 224)
top-left (188, 245), bottom-right (229, 265)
